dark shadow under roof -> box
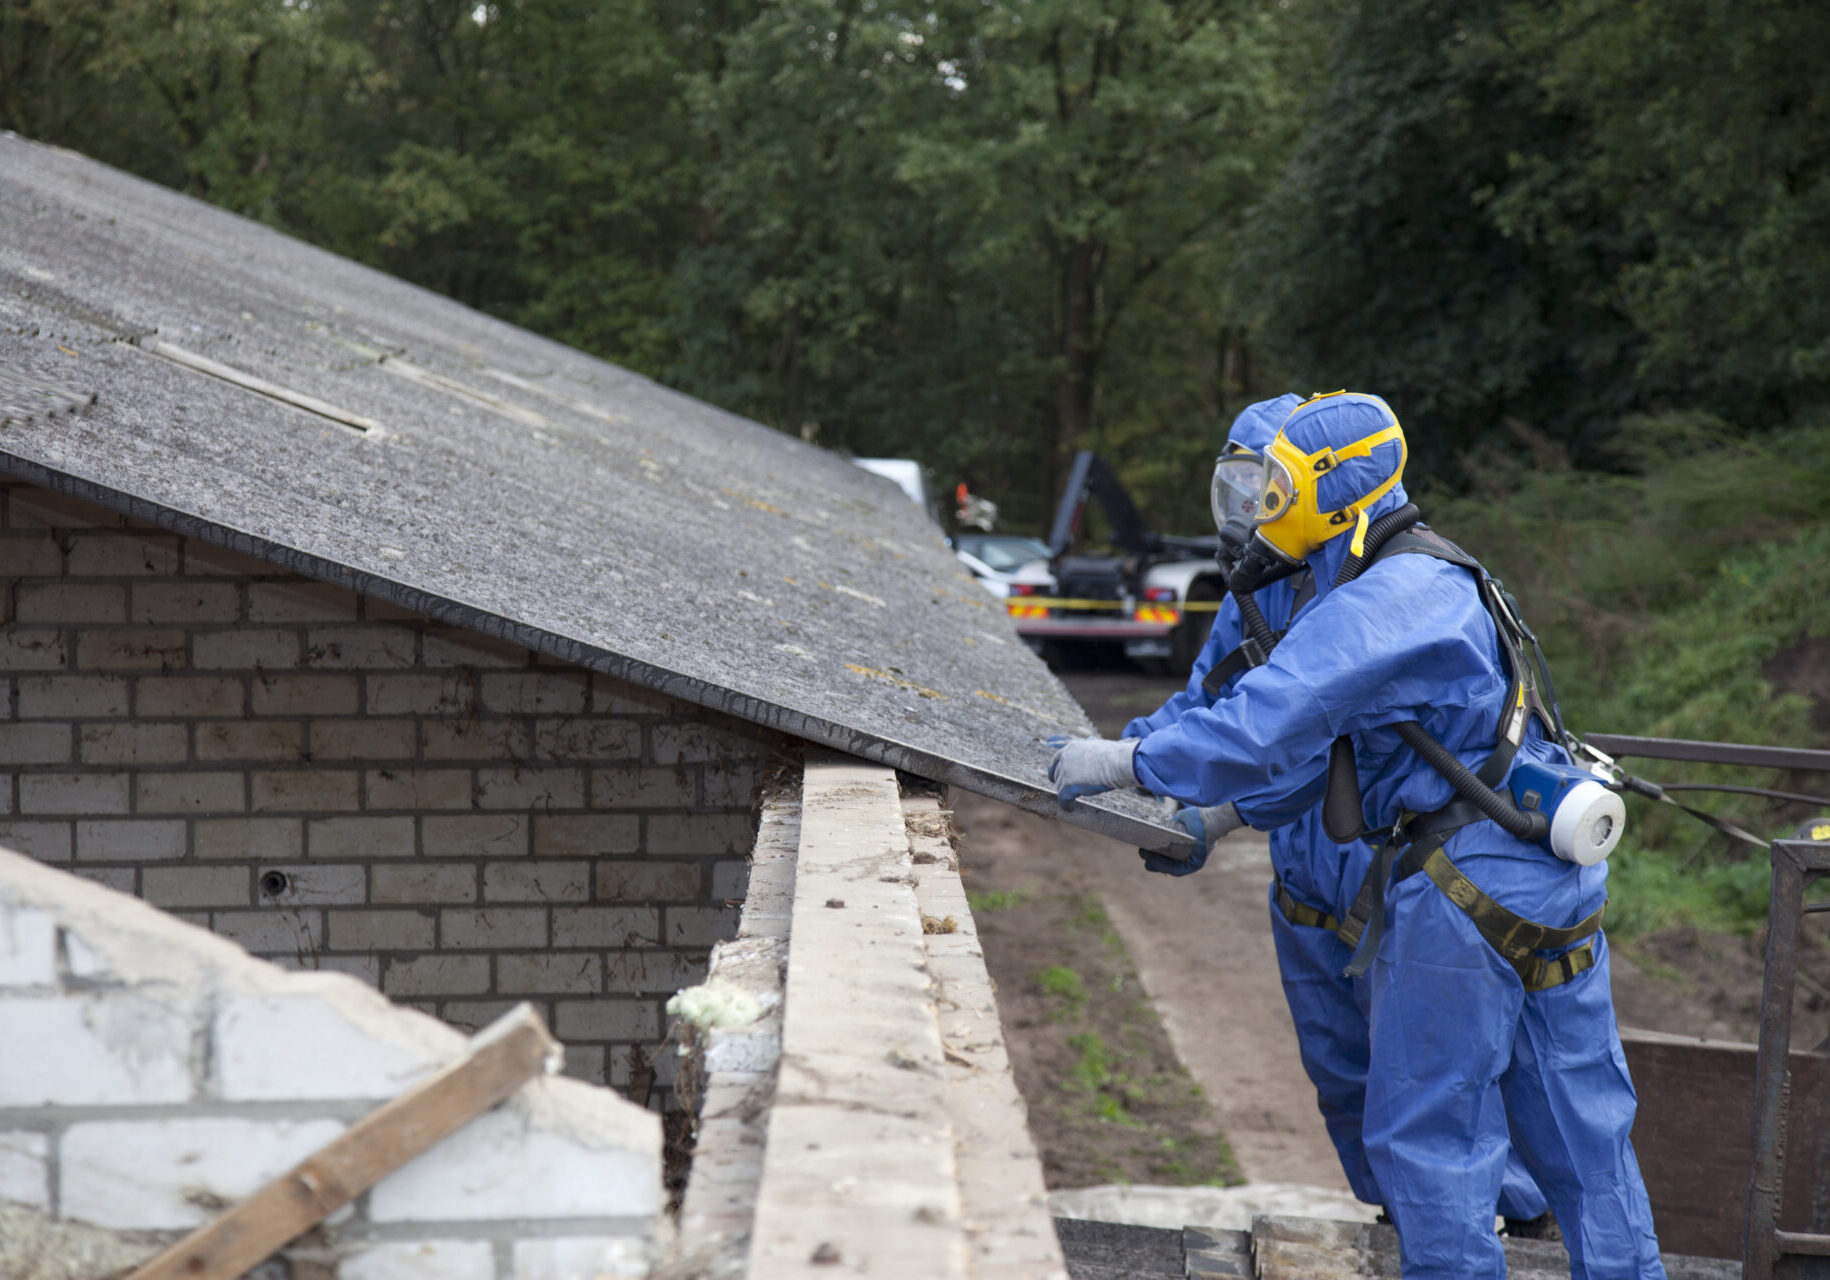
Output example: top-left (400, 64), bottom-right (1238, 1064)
top-left (0, 133), bottom-right (1186, 851)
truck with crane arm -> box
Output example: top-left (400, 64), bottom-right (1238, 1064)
top-left (1007, 450), bottom-right (1228, 676)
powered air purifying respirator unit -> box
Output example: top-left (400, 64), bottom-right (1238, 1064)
top-left (1509, 760), bottom-right (1626, 866)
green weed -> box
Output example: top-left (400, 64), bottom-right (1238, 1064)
top-left (967, 888), bottom-right (1031, 913)
top-left (1038, 964), bottom-right (1087, 1014)
top-left (1152, 1133), bottom-right (1245, 1186)
top-left (1063, 1032), bottom-right (1145, 1128)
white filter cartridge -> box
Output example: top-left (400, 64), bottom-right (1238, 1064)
top-left (1549, 779), bottom-right (1626, 865)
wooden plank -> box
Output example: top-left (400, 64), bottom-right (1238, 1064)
top-left (128, 337), bottom-right (383, 433)
top-left (1622, 1029), bottom-right (1830, 1260)
top-left (125, 1003), bottom-right (558, 1280)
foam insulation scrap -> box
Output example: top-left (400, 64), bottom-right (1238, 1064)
top-left (667, 981), bottom-right (764, 1035)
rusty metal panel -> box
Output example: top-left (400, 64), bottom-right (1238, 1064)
top-left (1622, 1031), bottom-right (1830, 1261)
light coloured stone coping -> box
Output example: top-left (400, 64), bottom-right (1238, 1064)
top-left (672, 782), bottom-right (798, 1279)
top-left (0, 843), bottom-right (662, 1235)
top-left (745, 756), bottom-right (966, 1279)
top-left (904, 794), bottom-right (1067, 1280)
top-left (671, 761), bottom-right (1066, 1279)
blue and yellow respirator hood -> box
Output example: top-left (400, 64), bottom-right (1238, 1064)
top-left (1254, 391), bottom-right (1408, 563)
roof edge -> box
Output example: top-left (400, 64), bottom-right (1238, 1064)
top-left (0, 451), bottom-right (1185, 850)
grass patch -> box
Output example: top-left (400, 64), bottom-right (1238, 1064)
top-left (1066, 893), bottom-right (1128, 954)
top-left (1038, 964), bottom-right (1087, 1015)
top-left (967, 888), bottom-right (1031, 912)
top-left (1063, 1032), bottom-right (1145, 1128)
top-left (969, 881), bottom-right (1246, 1188)
top-left (1155, 1133), bottom-right (1245, 1186)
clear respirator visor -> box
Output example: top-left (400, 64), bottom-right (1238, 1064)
top-left (1254, 451), bottom-right (1298, 527)
top-left (1209, 454), bottom-right (1264, 532)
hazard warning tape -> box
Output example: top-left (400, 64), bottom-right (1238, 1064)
top-left (1005, 598), bottom-right (1226, 613)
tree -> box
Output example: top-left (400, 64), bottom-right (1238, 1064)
top-left (674, 0), bottom-right (1287, 526)
top-left (1241, 0), bottom-right (1644, 478)
top-left (1495, 0), bottom-right (1830, 424)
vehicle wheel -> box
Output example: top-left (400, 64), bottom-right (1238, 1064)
top-left (1171, 581), bottom-right (1222, 677)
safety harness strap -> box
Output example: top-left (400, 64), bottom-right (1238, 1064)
top-left (1274, 877), bottom-right (1341, 933)
top-left (1200, 572), bottom-right (1317, 696)
top-left (1324, 521), bottom-right (1603, 993)
top-left (1202, 635), bottom-right (1279, 695)
top-left (1411, 847), bottom-right (1605, 991)
top-left (1337, 799), bottom-right (1605, 991)
top-left (1338, 837), bottom-right (1408, 978)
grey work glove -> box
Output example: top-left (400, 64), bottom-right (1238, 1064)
top-left (1139, 803), bottom-right (1243, 876)
top-left (1048, 736), bottom-right (1140, 807)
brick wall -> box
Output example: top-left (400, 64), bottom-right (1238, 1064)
top-left (0, 847), bottom-right (663, 1279)
top-left (0, 481), bottom-right (777, 1104)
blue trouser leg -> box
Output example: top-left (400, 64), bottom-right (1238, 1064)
top-left (1499, 1151), bottom-right (1550, 1222)
top-left (1365, 872), bottom-right (1665, 1280)
top-left (1363, 877), bottom-right (1516, 1280)
top-left (1502, 933), bottom-right (1666, 1279)
top-left (1267, 885), bottom-right (1383, 1204)
top-left (1268, 880), bottom-right (1551, 1220)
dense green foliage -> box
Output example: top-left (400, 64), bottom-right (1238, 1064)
top-left (6, 0), bottom-right (1827, 520)
top-left (1432, 415), bottom-right (1830, 935)
top-left (4, 0), bottom-right (1828, 931)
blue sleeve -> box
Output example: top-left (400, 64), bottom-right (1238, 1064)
top-left (1120, 596), bottom-right (1246, 739)
top-left (1131, 557), bottom-right (1497, 816)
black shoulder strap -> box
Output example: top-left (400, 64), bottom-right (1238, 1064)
top-left (1201, 635), bottom-right (1273, 695)
top-left (1198, 570), bottom-right (1316, 697)
top-left (1370, 525), bottom-right (1482, 572)
top-left (1363, 522), bottom-right (1549, 781)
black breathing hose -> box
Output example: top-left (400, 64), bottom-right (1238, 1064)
top-left (1233, 588), bottom-right (1279, 652)
top-left (1392, 721), bottom-right (1549, 842)
top-left (1334, 503), bottom-right (1422, 587)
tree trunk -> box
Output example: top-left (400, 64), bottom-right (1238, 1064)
top-left (1055, 237), bottom-right (1100, 470)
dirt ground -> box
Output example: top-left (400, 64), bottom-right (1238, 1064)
top-left (953, 667), bottom-right (1829, 1193)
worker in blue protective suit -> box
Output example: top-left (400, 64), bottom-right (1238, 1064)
top-left (1118, 395), bottom-right (1551, 1231)
top-left (1051, 391), bottom-right (1663, 1280)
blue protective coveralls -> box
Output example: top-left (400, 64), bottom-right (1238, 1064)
top-left (1127, 400), bottom-right (1663, 1280)
top-left (1121, 398), bottom-right (1546, 1222)
top-left (1125, 585), bottom-right (1549, 1221)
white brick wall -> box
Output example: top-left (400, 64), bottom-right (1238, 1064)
top-left (0, 847), bottom-right (662, 1277)
top-left (0, 480), bottom-right (771, 1106)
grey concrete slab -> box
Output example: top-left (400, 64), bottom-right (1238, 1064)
top-left (0, 133), bottom-right (1187, 851)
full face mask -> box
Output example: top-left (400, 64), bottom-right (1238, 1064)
top-left (1210, 444), bottom-right (1265, 576)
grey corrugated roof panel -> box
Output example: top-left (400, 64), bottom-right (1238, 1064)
top-left (0, 133), bottom-right (1188, 852)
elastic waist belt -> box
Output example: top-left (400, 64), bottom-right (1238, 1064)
top-left (1337, 804), bottom-right (1605, 993)
top-left (1274, 878), bottom-right (1341, 933)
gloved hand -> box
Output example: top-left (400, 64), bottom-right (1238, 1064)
top-left (1047, 736), bottom-right (1140, 807)
top-left (1139, 803), bottom-right (1242, 876)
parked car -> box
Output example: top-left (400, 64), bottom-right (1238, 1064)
top-left (950, 534), bottom-right (1054, 601)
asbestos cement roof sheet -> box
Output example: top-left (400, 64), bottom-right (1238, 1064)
top-left (0, 133), bottom-right (1186, 851)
